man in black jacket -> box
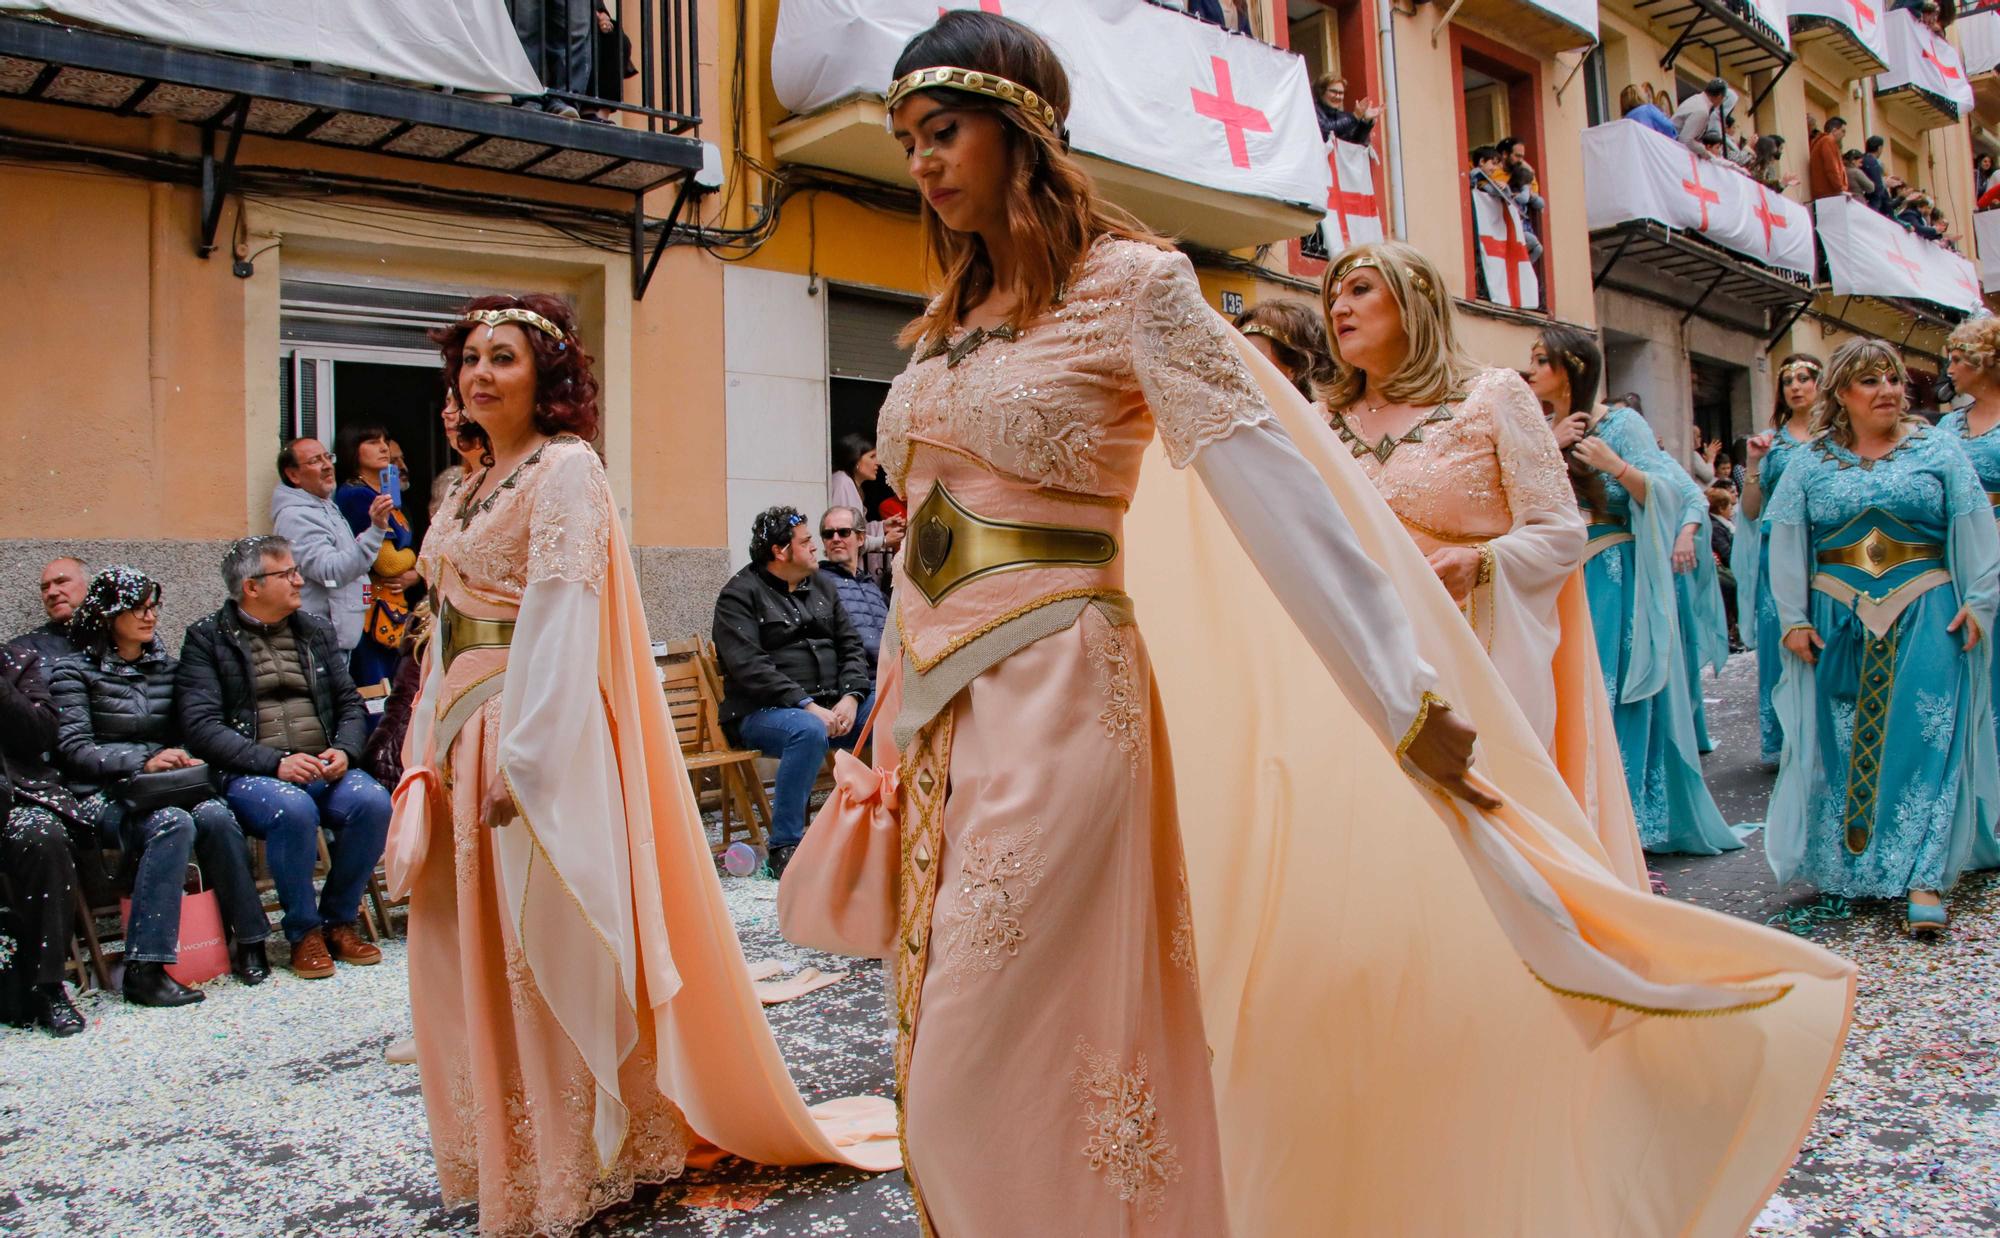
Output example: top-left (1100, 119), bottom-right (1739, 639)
top-left (713, 507), bottom-right (874, 875)
top-left (175, 535), bottom-right (389, 980)
top-left (9, 555), bottom-right (87, 661)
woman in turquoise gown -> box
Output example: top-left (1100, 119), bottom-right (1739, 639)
top-left (1766, 339), bottom-right (2000, 936)
top-left (1942, 320), bottom-right (2000, 765)
top-left (1531, 327), bottom-right (1739, 855)
top-left (1734, 355), bottom-right (1820, 767)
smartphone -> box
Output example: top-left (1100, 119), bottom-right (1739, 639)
top-left (384, 461), bottom-right (402, 510)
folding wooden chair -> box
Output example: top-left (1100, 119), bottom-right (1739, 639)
top-left (660, 655), bottom-right (772, 852)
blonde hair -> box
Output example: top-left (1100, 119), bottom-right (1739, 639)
top-left (1318, 240), bottom-right (1480, 410)
top-left (1947, 316), bottom-right (2000, 383)
top-left (1808, 338), bottom-right (1918, 447)
top-left (892, 12), bottom-right (1168, 354)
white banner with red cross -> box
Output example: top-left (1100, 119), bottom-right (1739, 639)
top-left (1817, 194), bottom-right (1983, 313)
top-left (1877, 7), bottom-right (1975, 111)
top-left (1581, 120), bottom-right (1814, 277)
top-left (1318, 139), bottom-right (1384, 253)
top-left (1471, 189), bottom-right (1541, 310)
top-left (1786, 0), bottom-right (1888, 66)
top-left (770, 0), bottom-right (1330, 208)
top-left (1959, 10), bottom-right (2000, 78)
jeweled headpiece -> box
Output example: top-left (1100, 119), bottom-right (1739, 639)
top-left (1778, 358), bottom-right (1822, 382)
top-left (1330, 253), bottom-right (1434, 300)
top-left (462, 307), bottom-right (568, 348)
top-left (884, 65), bottom-right (1060, 130)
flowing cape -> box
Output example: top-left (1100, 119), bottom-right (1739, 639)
top-left (385, 513), bottom-right (900, 1175)
top-left (1128, 336), bottom-right (1856, 1236)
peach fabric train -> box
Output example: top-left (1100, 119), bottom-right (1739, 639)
top-left (387, 443), bottom-right (896, 1238)
top-left (1127, 340), bottom-right (1856, 1237)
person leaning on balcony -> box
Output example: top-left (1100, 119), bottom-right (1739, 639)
top-left (1863, 135), bottom-right (1891, 213)
top-left (1749, 135), bottom-right (1799, 192)
top-left (1315, 74), bottom-right (1381, 144)
top-left (271, 437), bottom-right (391, 657)
top-left (1619, 83), bottom-right (1678, 139)
top-left (175, 536), bottom-right (390, 981)
top-left (1188, 0), bottom-right (1256, 35)
top-left (1844, 150), bottom-right (1875, 199)
top-left (1809, 115), bottom-right (1848, 200)
top-left (1672, 78), bottom-right (1732, 151)
top-left (1471, 145), bottom-right (1543, 263)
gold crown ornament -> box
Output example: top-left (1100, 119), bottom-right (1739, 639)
top-left (1329, 253), bottom-right (1434, 300)
top-left (462, 307), bottom-right (568, 347)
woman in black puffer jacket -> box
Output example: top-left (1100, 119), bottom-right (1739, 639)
top-left (50, 568), bottom-right (271, 1007)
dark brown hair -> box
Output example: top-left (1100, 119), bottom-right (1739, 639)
top-left (428, 293), bottom-right (599, 463)
top-left (890, 12), bottom-right (1167, 353)
top-left (1234, 299), bottom-right (1336, 403)
top-left (1536, 323), bottom-right (1610, 516)
top-left (1771, 352), bottom-right (1822, 431)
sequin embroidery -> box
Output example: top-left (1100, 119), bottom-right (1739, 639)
top-left (1070, 1038), bottom-right (1183, 1216)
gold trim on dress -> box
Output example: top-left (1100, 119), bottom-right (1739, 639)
top-left (1810, 569), bottom-right (1952, 639)
top-left (1813, 526), bottom-right (1944, 578)
top-left (1842, 628), bottom-right (1899, 855)
top-left (1396, 690), bottom-right (1450, 760)
top-left (1582, 532), bottom-right (1633, 563)
top-left (1526, 965), bottom-right (1794, 1018)
top-left (904, 482), bottom-right (1119, 607)
top-left (894, 710), bottom-right (956, 1238)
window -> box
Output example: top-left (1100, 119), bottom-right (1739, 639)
top-left (1286, 0), bottom-right (1383, 274)
top-left (1453, 29), bottom-right (1550, 312)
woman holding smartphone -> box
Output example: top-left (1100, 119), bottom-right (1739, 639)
top-left (335, 424), bottom-right (419, 689)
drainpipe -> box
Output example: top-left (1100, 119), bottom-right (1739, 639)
top-left (1378, 0), bottom-right (1408, 240)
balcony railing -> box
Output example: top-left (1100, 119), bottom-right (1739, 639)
top-left (768, 0), bottom-right (1328, 253)
top-left (0, 3), bottom-right (707, 293)
top-left (1874, 7), bottom-right (1973, 128)
top-left (1631, 0), bottom-right (1794, 90)
top-left (1787, 0), bottom-right (1889, 80)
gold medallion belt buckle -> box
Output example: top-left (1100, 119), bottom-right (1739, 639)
top-left (1813, 527), bottom-right (1943, 579)
top-left (905, 482), bottom-right (1119, 606)
top-left (439, 599), bottom-right (517, 672)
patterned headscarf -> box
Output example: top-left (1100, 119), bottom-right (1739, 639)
top-left (69, 566), bottom-right (161, 652)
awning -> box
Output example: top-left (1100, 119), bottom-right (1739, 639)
top-left (1591, 220), bottom-right (1813, 334)
top-left (1426, 0), bottom-right (1595, 54)
top-left (1875, 7), bottom-right (1972, 126)
top-left (1805, 291), bottom-right (1956, 364)
top-left (770, 0), bottom-right (1330, 228)
top-left (0, 0), bottom-right (539, 95)
top-left (1629, 0), bottom-right (1793, 80)
top-left (1817, 194), bottom-right (1983, 315)
top-left (1786, 0), bottom-right (1888, 77)
top-left (1583, 120), bottom-right (1813, 276)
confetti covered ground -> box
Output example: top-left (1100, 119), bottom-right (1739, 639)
top-left (1, 650), bottom-right (1995, 1235)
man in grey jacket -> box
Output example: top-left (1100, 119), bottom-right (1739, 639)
top-left (269, 438), bottom-right (391, 654)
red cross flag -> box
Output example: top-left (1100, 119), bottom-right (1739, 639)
top-left (1878, 8), bottom-right (1975, 110)
top-left (772, 0), bottom-right (1333, 212)
top-left (1319, 139), bottom-right (1383, 252)
top-left (1471, 189), bottom-right (1540, 310)
top-left (1816, 195), bottom-right (1984, 314)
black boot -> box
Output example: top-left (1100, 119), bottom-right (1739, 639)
top-left (233, 942), bottom-right (270, 986)
top-left (29, 983), bottom-right (85, 1037)
top-left (123, 961), bottom-right (205, 1007)
top-left (766, 844), bottom-right (796, 880)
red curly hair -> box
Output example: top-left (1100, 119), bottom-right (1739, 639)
top-left (428, 293), bottom-right (599, 462)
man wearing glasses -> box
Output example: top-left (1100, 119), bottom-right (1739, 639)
top-left (270, 437), bottom-right (393, 657)
top-left (174, 536), bottom-right (391, 980)
top-left (816, 506), bottom-right (888, 684)
top-left (712, 507), bottom-right (875, 878)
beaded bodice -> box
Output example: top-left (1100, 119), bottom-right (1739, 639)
top-left (419, 436), bottom-right (612, 603)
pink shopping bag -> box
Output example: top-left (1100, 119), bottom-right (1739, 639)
top-left (120, 869), bottom-right (230, 987)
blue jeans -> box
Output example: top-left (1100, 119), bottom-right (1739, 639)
top-left (94, 796), bottom-right (269, 964)
top-left (224, 769), bottom-right (391, 943)
top-left (736, 692), bottom-right (873, 850)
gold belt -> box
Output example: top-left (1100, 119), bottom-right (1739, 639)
top-left (439, 599), bottom-right (516, 672)
top-left (1814, 527), bottom-right (1943, 578)
top-left (905, 482), bottom-right (1118, 606)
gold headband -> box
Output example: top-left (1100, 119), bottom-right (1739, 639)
top-left (1330, 254), bottom-right (1434, 299)
top-left (1779, 359), bottom-right (1821, 380)
top-left (1239, 324), bottom-right (1296, 351)
top-left (463, 307), bottom-right (567, 345)
top-left (884, 66), bottom-right (1059, 131)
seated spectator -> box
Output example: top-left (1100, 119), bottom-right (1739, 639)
top-left (0, 645), bottom-right (87, 1036)
top-left (1619, 83), bottom-right (1678, 138)
top-left (1809, 116), bottom-right (1847, 200)
top-left (11, 556), bottom-right (87, 661)
top-left (506, 0), bottom-right (597, 119)
top-left (1844, 150), bottom-right (1873, 198)
top-left (818, 506), bottom-right (888, 683)
top-left (1316, 75), bottom-right (1381, 144)
top-left (712, 507), bottom-right (874, 879)
top-left (1470, 145), bottom-right (1542, 263)
top-left (1673, 78), bottom-right (1733, 152)
top-left (1188, 0), bottom-right (1255, 35)
top-left (272, 437), bottom-right (391, 659)
top-left (333, 424), bottom-right (419, 689)
top-left (51, 568), bottom-right (272, 1007)
top-left (1863, 136), bottom-right (1890, 213)
top-left (176, 536), bottom-right (390, 981)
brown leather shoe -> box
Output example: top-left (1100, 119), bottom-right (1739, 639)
top-left (289, 928), bottom-right (335, 980)
top-left (325, 923), bottom-right (382, 966)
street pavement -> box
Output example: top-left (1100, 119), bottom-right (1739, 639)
top-left (4, 650), bottom-right (1996, 1235)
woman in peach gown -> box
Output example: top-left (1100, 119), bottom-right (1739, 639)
top-left (1319, 241), bottom-right (1643, 886)
top-left (383, 294), bottom-right (895, 1238)
top-left (779, 12), bottom-right (1854, 1238)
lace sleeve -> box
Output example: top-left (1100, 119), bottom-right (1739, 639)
top-left (1478, 369), bottom-right (1573, 522)
top-left (526, 442), bottom-right (612, 590)
top-left (1130, 249), bottom-right (1274, 468)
